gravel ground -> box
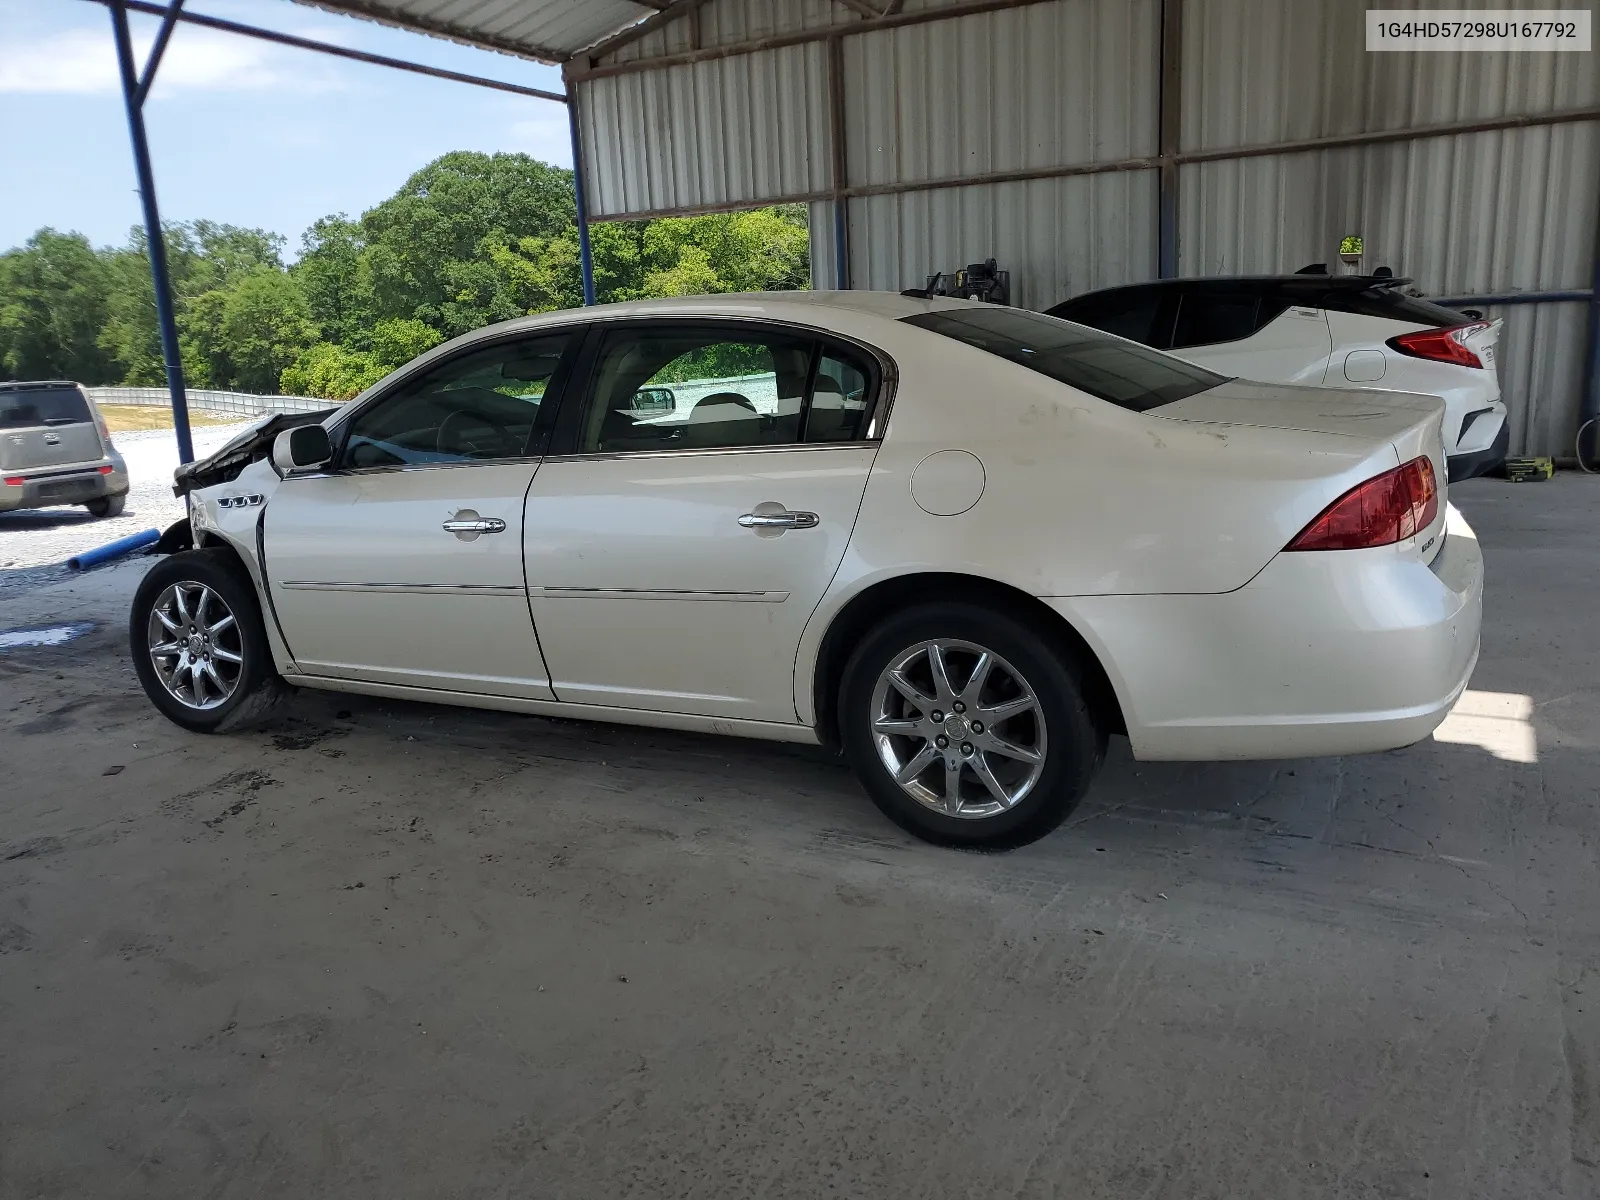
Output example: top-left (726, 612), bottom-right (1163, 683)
top-left (0, 422), bottom-right (254, 593)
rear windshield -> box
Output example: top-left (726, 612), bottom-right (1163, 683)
top-left (0, 387), bottom-right (93, 429)
top-left (902, 307), bottom-right (1225, 412)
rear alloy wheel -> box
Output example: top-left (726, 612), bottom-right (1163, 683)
top-left (840, 602), bottom-right (1105, 849)
top-left (86, 494), bottom-right (126, 518)
top-left (130, 549), bottom-right (285, 733)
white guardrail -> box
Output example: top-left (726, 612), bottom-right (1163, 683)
top-left (86, 387), bottom-right (331, 417)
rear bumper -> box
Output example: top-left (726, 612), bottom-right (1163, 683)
top-left (0, 463), bottom-right (128, 512)
top-left (1447, 419), bottom-right (1510, 481)
top-left (1049, 504), bottom-right (1484, 760)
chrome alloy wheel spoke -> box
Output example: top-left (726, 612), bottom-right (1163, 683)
top-left (147, 582), bottom-right (244, 712)
top-left (868, 638), bottom-right (1048, 820)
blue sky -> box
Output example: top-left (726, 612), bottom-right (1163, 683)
top-left (0, 0), bottom-right (571, 257)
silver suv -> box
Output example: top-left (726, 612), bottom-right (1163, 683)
top-left (1, 381), bottom-right (130, 517)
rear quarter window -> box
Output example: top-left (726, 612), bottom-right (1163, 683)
top-left (1046, 287), bottom-right (1168, 346)
top-left (0, 387), bottom-right (93, 429)
top-left (903, 307), bottom-right (1225, 412)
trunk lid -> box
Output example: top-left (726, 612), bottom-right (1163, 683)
top-left (1459, 317), bottom-right (1502, 373)
top-left (1154, 377), bottom-right (1450, 564)
top-left (1157, 377), bottom-right (1446, 468)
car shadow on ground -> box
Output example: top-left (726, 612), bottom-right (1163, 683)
top-left (233, 673), bottom-right (1557, 874)
top-left (0, 508), bottom-right (104, 532)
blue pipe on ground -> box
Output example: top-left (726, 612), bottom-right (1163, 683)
top-left (68, 529), bottom-right (161, 571)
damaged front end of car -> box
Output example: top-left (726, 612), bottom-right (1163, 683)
top-left (151, 409), bottom-right (337, 557)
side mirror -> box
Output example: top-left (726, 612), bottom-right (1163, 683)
top-left (271, 425), bottom-right (332, 474)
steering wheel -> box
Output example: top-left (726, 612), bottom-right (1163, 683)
top-left (436, 408), bottom-right (518, 458)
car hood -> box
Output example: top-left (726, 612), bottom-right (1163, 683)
top-left (172, 409), bottom-right (336, 496)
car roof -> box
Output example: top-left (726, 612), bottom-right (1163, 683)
top-left (474, 290), bottom-right (976, 336)
top-left (0, 380), bottom-right (82, 391)
top-left (1054, 275), bottom-right (1414, 303)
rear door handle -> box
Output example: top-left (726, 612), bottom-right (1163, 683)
top-left (738, 511), bottom-right (819, 529)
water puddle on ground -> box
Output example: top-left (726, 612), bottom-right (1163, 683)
top-left (0, 622), bottom-right (95, 649)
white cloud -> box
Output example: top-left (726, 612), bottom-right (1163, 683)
top-left (0, 25), bottom-right (341, 96)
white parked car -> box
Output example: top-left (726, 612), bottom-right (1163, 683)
top-left (1047, 271), bottom-right (1509, 480)
top-left (131, 293), bottom-right (1483, 849)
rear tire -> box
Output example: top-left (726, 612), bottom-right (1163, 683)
top-left (86, 494), bottom-right (126, 518)
top-left (839, 601), bottom-right (1106, 849)
top-left (130, 549), bottom-right (285, 733)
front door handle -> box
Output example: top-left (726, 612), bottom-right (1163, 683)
top-left (443, 510), bottom-right (506, 541)
top-left (443, 517), bottom-right (506, 534)
top-left (738, 510), bottom-right (819, 530)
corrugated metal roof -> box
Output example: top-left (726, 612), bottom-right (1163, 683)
top-left (290, 0), bottom-right (661, 62)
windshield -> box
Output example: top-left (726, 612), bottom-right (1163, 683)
top-left (0, 387), bottom-right (93, 429)
top-left (902, 307), bottom-right (1226, 411)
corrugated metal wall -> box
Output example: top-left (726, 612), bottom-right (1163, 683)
top-left (1179, 0), bottom-right (1599, 455)
top-left (842, 2), bottom-right (1157, 188)
top-left (579, 0), bottom-right (1598, 455)
top-left (820, 172), bottom-right (1159, 307)
top-left (579, 42), bottom-right (831, 218)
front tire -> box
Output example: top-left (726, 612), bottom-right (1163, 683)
top-left (130, 549), bottom-right (284, 733)
top-left (839, 602), bottom-right (1106, 849)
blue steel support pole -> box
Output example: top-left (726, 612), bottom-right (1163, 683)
top-left (565, 89), bottom-right (596, 306)
top-left (110, 0), bottom-right (194, 463)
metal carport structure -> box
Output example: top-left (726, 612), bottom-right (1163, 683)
top-left (102, 0), bottom-right (1599, 460)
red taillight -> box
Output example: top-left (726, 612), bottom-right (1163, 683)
top-left (1386, 322), bottom-right (1487, 368)
top-left (98, 464), bottom-right (114, 475)
top-left (1287, 456), bottom-right (1439, 551)
top-left (3, 476), bottom-right (23, 487)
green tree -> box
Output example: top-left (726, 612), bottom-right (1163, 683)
top-left (294, 215), bottom-right (371, 344)
top-left (97, 220), bottom-right (292, 385)
top-left (2, 151), bottom-right (812, 400)
top-left (280, 342), bottom-right (387, 401)
top-left (187, 268), bottom-right (316, 393)
top-left (0, 229), bottom-right (115, 382)
top-left (360, 152), bottom-right (576, 335)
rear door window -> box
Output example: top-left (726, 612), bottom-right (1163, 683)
top-left (571, 325), bottom-right (879, 454)
top-left (1170, 292), bottom-right (1263, 348)
top-left (0, 387), bottom-right (93, 429)
top-left (903, 307), bottom-right (1225, 412)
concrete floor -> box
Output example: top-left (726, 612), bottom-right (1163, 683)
top-left (0, 477), bottom-right (1596, 1199)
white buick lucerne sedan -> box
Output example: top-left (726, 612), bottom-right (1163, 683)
top-left (131, 292), bottom-right (1483, 848)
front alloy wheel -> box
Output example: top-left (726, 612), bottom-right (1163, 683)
top-left (146, 581), bottom-right (245, 710)
top-left (130, 549), bottom-right (285, 733)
